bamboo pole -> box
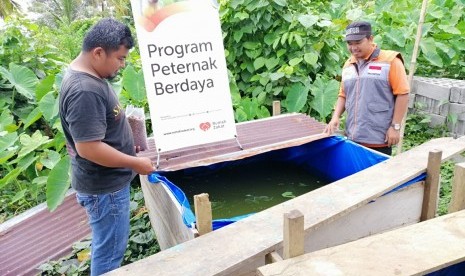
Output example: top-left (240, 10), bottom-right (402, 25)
top-left (397, 0), bottom-right (429, 154)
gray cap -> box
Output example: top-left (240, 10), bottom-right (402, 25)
top-left (345, 21), bottom-right (372, 41)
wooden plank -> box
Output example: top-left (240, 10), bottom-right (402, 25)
top-left (109, 136), bottom-right (465, 276)
top-left (140, 177), bottom-right (195, 250)
top-left (421, 150), bottom-right (442, 221)
top-left (257, 210), bottom-right (465, 276)
top-left (272, 101), bottom-right (281, 116)
top-left (194, 193), bottom-right (212, 235)
top-left (449, 163), bottom-right (465, 213)
top-left (283, 210), bottom-right (304, 259)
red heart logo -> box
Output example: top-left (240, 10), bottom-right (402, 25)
top-left (199, 122), bottom-right (211, 131)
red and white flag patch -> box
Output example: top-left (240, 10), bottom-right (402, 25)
top-left (367, 65), bottom-right (382, 75)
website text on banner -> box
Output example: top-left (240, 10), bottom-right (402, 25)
top-left (130, 0), bottom-right (236, 152)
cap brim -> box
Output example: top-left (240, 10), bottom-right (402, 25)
top-left (345, 34), bottom-right (368, 41)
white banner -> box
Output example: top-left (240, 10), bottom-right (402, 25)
top-left (130, 0), bottom-right (237, 152)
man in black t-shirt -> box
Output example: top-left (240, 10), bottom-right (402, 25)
top-left (59, 18), bottom-right (155, 276)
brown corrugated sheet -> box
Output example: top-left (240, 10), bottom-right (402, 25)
top-left (0, 193), bottom-right (90, 276)
top-left (138, 113), bottom-right (328, 170)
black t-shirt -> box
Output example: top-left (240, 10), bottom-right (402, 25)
top-left (59, 69), bottom-right (135, 194)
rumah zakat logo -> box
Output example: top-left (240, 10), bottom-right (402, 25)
top-left (199, 122), bottom-right (211, 131)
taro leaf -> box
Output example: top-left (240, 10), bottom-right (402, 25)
top-left (0, 132), bottom-right (18, 152)
top-left (1, 63), bottom-right (38, 100)
top-left (386, 28), bottom-right (406, 47)
top-left (0, 150), bottom-right (16, 164)
top-left (285, 83), bottom-right (309, 113)
top-left (35, 75), bottom-right (55, 102)
top-left (310, 77), bottom-right (340, 121)
top-left (47, 155), bottom-right (71, 211)
top-left (17, 130), bottom-right (51, 159)
top-left (420, 38), bottom-right (443, 67)
top-left (40, 150), bottom-right (61, 169)
top-left (273, 0), bottom-right (287, 6)
top-left (122, 65), bottom-right (146, 102)
top-left (23, 107), bottom-right (43, 130)
top-left (0, 153), bottom-right (37, 189)
top-left (38, 91), bottom-right (59, 122)
top-left (0, 110), bottom-right (14, 131)
top-left (297, 14), bottom-right (319, 28)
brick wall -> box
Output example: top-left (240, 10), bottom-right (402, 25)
top-left (410, 77), bottom-right (465, 137)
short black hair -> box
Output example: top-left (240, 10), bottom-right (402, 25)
top-left (82, 18), bottom-right (134, 53)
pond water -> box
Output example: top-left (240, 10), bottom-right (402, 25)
top-left (163, 161), bottom-right (328, 219)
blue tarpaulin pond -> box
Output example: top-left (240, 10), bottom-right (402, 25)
top-left (148, 136), bottom-right (426, 230)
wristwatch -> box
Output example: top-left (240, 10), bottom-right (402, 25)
top-left (391, 123), bottom-right (401, 131)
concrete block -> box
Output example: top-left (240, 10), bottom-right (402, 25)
top-left (415, 80), bottom-right (451, 101)
top-left (408, 94), bottom-right (416, 109)
top-left (453, 120), bottom-right (465, 136)
top-left (450, 87), bottom-right (461, 103)
top-left (438, 102), bottom-right (450, 116)
top-left (428, 113), bottom-right (447, 127)
top-left (448, 103), bottom-right (465, 120)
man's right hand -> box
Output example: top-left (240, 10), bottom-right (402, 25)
top-left (133, 157), bottom-right (156, 175)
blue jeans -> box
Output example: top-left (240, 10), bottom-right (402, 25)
top-left (76, 185), bottom-right (130, 276)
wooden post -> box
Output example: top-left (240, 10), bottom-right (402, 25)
top-left (397, 0), bottom-right (429, 154)
top-left (194, 193), bottom-right (212, 235)
top-left (272, 101), bottom-right (281, 116)
top-left (283, 209), bottom-right (304, 259)
top-left (420, 150), bottom-right (442, 221)
top-left (449, 163), bottom-right (465, 213)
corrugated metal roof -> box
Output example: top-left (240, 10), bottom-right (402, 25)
top-left (0, 192), bottom-right (90, 276)
top-left (138, 113), bottom-right (328, 171)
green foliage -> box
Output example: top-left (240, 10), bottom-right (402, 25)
top-left (438, 161), bottom-right (455, 216)
top-left (220, 0), bottom-right (347, 120)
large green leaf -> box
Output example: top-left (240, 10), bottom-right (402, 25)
top-left (38, 91), bottom-right (59, 121)
top-left (23, 107), bottom-right (43, 130)
top-left (0, 132), bottom-right (18, 152)
top-left (0, 110), bottom-right (14, 131)
top-left (253, 57), bottom-right (266, 70)
top-left (310, 77), bottom-right (340, 121)
top-left (46, 155), bottom-right (71, 211)
top-left (40, 150), bottom-right (61, 169)
top-left (35, 75), bottom-right (55, 101)
top-left (285, 83), bottom-right (308, 113)
top-left (0, 150), bottom-right (16, 164)
top-left (420, 38), bottom-right (443, 67)
top-left (0, 153), bottom-right (37, 189)
top-left (297, 14), bottom-right (319, 28)
top-left (122, 65), bottom-right (146, 102)
top-left (17, 131), bottom-right (51, 159)
top-left (3, 63), bottom-right (39, 100)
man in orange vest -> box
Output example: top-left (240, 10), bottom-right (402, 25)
top-left (324, 21), bottom-right (410, 155)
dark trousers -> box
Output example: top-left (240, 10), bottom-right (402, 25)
top-left (369, 146), bottom-right (392, 156)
